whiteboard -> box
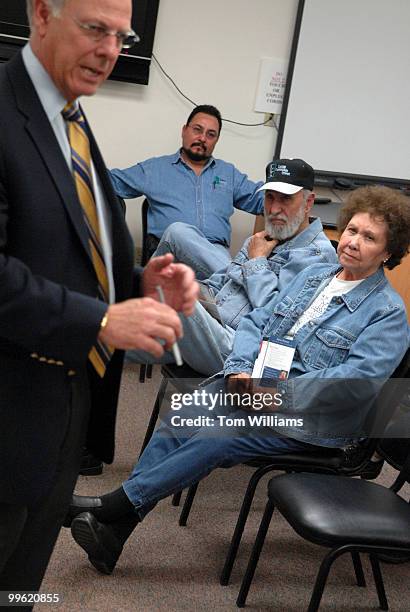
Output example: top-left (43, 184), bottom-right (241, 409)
top-left (278, 0), bottom-right (410, 181)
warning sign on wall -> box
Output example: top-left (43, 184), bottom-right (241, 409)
top-left (254, 57), bottom-right (288, 114)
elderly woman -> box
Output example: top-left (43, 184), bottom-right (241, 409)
top-left (69, 186), bottom-right (410, 575)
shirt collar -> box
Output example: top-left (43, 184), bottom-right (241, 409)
top-left (310, 264), bottom-right (387, 311)
top-left (341, 266), bottom-right (387, 311)
top-left (22, 43), bottom-right (74, 122)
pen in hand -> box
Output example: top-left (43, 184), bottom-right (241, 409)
top-left (156, 285), bottom-right (183, 366)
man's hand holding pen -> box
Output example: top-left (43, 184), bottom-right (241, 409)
top-left (98, 254), bottom-right (198, 359)
top-left (143, 254), bottom-right (198, 317)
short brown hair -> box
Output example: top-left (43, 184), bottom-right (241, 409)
top-left (338, 185), bottom-right (410, 269)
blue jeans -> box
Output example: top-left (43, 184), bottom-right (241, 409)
top-left (154, 222), bottom-right (232, 280)
top-left (122, 378), bottom-right (314, 518)
top-left (125, 301), bottom-right (235, 375)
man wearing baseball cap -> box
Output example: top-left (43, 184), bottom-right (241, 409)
top-left (261, 158), bottom-right (315, 194)
top-left (125, 157), bottom-right (337, 376)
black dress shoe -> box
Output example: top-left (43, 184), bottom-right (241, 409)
top-left (74, 493), bottom-right (105, 515)
top-left (79, 451), bottom-right (103, 476)
top-left (341, 445), bottom-right (384, 480)
top-left (71, 512), bottom-right (122, 575)
top-left (62, 495), bottom-right (104, 528)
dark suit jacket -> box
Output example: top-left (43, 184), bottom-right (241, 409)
top-left (0, 52), bottom-right (137, 505)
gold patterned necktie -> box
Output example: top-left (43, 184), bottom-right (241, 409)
top-left (62, 102), bottom-right (112, 377)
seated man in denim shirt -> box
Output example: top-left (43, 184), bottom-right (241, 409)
top-left (110, 104), bottom-right (264, 278)
top-left (68, 185), bottom-right (410, 576)
top-left (126, 159), bottom-right (337, 375)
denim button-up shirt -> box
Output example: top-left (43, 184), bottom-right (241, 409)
top-left (110, 151), bottom-right (264, 245)
top-left (204, 219), bottom-right (337, 329)
top-left (224, 263), bottom-right (410, 447)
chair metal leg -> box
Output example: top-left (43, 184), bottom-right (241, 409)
top-left (146, 364), bottom-right (153, 379)
top-left (138, 377), bottom-right (168, 457)
top-left (172, 491), bottom-right (182, 506)
top-left (179, 483), bottom-right (199, 526)
top-left (370, 554), bottom-right (388, 610)
top-left (221, 464), bottom-right (275, 585)
top-left (139, 363), bottom-right (147, 383)
top-left (236, 499), bottom-right (275, 607)
top-left (140, 375), bottom-right (185, 511)
top-left (307, 548), bottom-right (341, 612)
top-left (351, 551), bottom-right (366, 587)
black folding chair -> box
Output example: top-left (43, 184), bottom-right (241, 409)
top-left (237, 396), bottom-right (410, 610)
top-left (176, 350), bottom-right (410, 588)
top-left (139, 362), bottom-right (206, 456)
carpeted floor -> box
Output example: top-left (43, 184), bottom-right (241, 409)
top-left (38, 364), bottom-right (410, 611)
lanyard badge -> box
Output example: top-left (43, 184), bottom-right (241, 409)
top-left (252, 336), bottom-right (296, 382)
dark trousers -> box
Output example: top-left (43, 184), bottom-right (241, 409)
top-left (0, 373), bottom-right (90, 606)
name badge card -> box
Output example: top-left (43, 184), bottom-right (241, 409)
top-left (252, 336), bottom-right (295, 381)
top-left (251, 338), bottom-right (269, 378)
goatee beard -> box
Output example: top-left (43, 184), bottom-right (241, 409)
top-left (182, 146), bottom-right (210, 162)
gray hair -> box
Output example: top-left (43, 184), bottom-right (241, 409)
top-left (26, 0), bottom-right (66, 28)
top-left (302, 189), bottom-right (313, 202)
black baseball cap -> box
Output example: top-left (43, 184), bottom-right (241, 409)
top-left (257, 158), bottom-right (315, 195)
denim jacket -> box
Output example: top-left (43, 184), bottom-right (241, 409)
top-left (224, 263), bottom-right (410, 447)
top-left (203, 219), bottom-right (337, 329)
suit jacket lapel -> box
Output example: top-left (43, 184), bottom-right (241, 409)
top-left (6, 52), bottom-right (134, 301)
top-left (6, 53), bottom-right (92, 263)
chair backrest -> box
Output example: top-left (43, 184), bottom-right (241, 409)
top-left (362, 348), bottom-right (410, 438)
top-left (398, 446), bottom-right (410, 489)
top-left (160, 363), bottom-right (206, 395)
top-left (117, 195), bottom-right (126, 215)
top-left (141, 198), bottom-right (150, 267)
top-left (379, 413), bottom-right (410, 474)
top-left (391, 347), bottom-right (410, 379)
top-left (140, 198), bottom-right (160, 265)
top-left (382, 438), bottom-right (410, 493)
top-left (377, 349), bottom-right (410, 474)
top-left (335, 348), bottom-right (410, 474)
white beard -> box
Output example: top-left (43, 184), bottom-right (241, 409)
top-left (265, 204), bottom-right (306, 240)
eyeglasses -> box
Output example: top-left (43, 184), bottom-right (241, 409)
top-left (72, 17), bottom-right (140, 50)
top-left (187, 124), bottom-right (219, 140)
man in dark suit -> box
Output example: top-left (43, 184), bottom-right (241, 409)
top-left (0, 0), bottom-right (197, 598)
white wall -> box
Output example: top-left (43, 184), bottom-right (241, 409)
top-left (82, 0), bottom-right (298, 254)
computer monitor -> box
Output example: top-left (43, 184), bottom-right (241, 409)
top-left (0, 0), bottom-right (160, 85)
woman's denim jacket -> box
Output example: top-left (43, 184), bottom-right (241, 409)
top-left (224, 263), bottom-right (410, 447)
